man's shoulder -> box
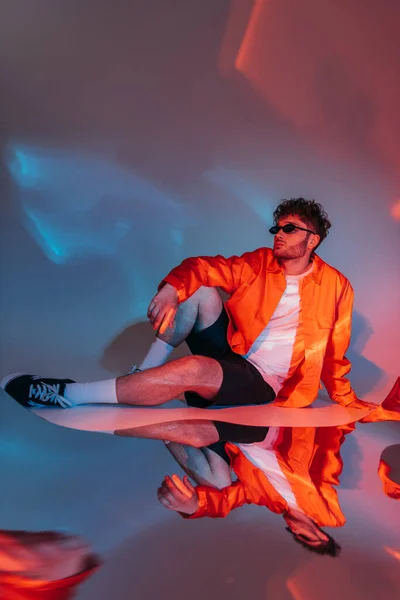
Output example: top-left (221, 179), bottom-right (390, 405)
top-left (241, 246), bottom-right (271, 256)
top-left (241, 247), bottom-right (279, 271)
top-left (238, 246), bottom-right (272, 263)
top-left (317, 255), bottom-right (352, 289)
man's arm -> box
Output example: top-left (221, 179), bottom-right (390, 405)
top-left (160, 251), bottom-right (258, 303)
top-left (320, 280), bottom-right (359, 407)
top-left (148, 250), bottom-right (259, 333)
top-left (184, 481), bottom-right (251, 519)
top-left (157, 474), bottom-right (251, 519)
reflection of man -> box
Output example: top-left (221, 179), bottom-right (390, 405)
top-left (157, 425), bottom-right (353, 556)
top-left (2, 198), bottom-right (368, 450)
top-left (0, 530), bottom-right (99, 600)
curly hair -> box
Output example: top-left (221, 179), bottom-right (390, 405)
top-left (273, 198), bottom-right (331, 250)
top-left (285, 527), bottom-right (341, 557)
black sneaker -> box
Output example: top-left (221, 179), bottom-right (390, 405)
top-left (0, 373), bottom-right (76, 409)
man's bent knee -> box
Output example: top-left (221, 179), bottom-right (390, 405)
top-left (179, 354), bottom-right (221, 376)
top-left (178, 286), bottom-right (220, 311)
top-left (191, 286), bottom-right (222, 302)
top-left (188, 287), bottom-right (223, 331)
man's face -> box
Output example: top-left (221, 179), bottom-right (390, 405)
top-left (283, 509), bottom-right (330, 549)
top-left (272, 214), bottom-right (317, 261)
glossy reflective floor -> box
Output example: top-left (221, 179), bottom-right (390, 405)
top-left (1, 389), bottom-right (399, 600)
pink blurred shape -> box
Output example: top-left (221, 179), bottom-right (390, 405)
top-left (228, 0), bottom-right (400, 173)
top-left (391, 199), bottom-right (400, 221)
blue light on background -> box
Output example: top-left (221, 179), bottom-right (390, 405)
top-left (7, 143), bottom-right (190, 265)
top-left (204, 166), bottom-right (274, 224)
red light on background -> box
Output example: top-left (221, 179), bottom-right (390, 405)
top-left (385, 546), bottom-right (400, 561)
top-left (390, 199), bottom-right (400, 221)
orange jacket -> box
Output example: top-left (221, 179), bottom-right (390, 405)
top-left (184, 424), bottom-right (354, 528)
top-left (360, 377), bottom-right (400, 424)
top-left (162, 247), bottom-right (357, 407)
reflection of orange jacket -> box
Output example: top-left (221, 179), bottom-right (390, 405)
top-left (162, 248), bottom-right (357, 407)
top-left (361, 377), bottom-right (400, 424)
top-left (184, 425), bottom-right (354, 528)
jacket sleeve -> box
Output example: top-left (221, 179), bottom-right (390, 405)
top-left (320, 280), bottom-right (358, 406)
top-left (159, 251), bottom-right (258, 303)
top-left (180, 481), bottom-right (252, 520)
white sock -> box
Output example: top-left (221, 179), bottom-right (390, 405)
top-left (64, 379), bottom-right (118, 405)
top-left (138, 338), bottom-right (174, 370)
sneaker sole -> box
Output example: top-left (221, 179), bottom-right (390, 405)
top-left (0, 373), bottom-right (74, 409)
top-left (0, 372), bottom-right (34, 391)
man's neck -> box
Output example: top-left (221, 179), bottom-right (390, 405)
top-left (280, 256), bottom-right (313, 276)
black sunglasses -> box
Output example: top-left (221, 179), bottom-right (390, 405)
top-left (269, 223), bottom-right (316, 235)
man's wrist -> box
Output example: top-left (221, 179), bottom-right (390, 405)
top-left (163, 282), bottom-right (178, 296)
top-left (158, 278), bottom-right (181, 299)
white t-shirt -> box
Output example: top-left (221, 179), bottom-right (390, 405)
top-left (242, 263), bottom-right (314, 395)
top-left (237, 427), bottom-right (300, 509)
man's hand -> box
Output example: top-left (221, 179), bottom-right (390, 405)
top-left (157, 474), bottom-right (199, 515)
top-left (147, 283), bottom-right (179, 334)
top-left (346, 398), bottom-right (376, 410)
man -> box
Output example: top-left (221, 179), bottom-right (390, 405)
top-left (2, 198), bottom-right (368, 449)
top-left (157, 424), bottom-right (352, 557)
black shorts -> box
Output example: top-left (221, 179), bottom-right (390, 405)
top-left (185, 309), bottom-right (275, 449)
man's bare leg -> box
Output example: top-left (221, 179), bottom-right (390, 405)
top-left (150, 289), bottom-right (232, 487)
top-left (134, 289), bottom-right (231, 487)
top-left (148, 285), bottom-right (223, 401)
top-left (113, 286), bottom-right (225, 405)
top-left (116, 418), bottom-right (232, 488)
top-left (70, 287), bottom-right (224, 406)
top-left (115, 419), bottom-right (219, 447)
top-left (156, 286), bottom-right (224, 347)
top-left (164, 442), bottom-right (233, 489)
top-left (136, 285), bottom-right (223, 384)
top-left (115, 354), bottom-right (223, 405)
top-left (1, 287), bottom-right (226, 408)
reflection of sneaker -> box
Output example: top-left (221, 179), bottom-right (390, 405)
top-left (120, 365), bottom-right (142, 377)
top-left (0, 373), bottom-right (75, 409)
